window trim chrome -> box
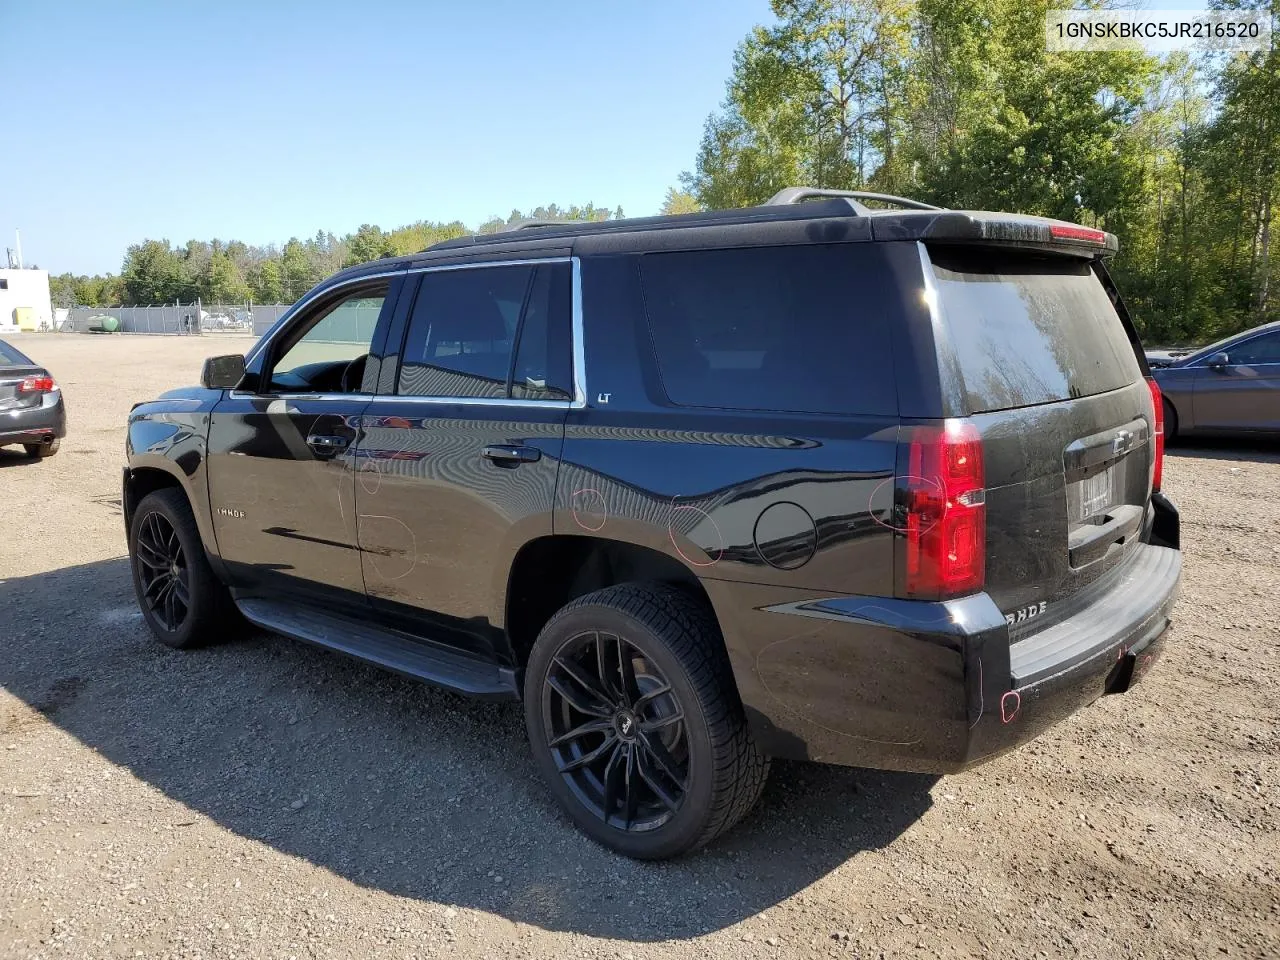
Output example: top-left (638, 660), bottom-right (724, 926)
top-left (221, 392), bottom-right (572, 410)
top-left (367, 395), bottom-right (572, 410)
top-left (570, 257), bottom-right (587, 408)
top-left (242, 268), bottom-right (407, 369)
top-left (238, 256), bottom-right (587, 409)
top-left (231, 392), bottom-right (376, 402)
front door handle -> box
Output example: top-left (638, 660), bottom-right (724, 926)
top-left (482, 444), bottom-right (541, 465)
top-left (307, 434), bottom-right (350, 457)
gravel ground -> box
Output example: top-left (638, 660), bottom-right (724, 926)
top-left (1, 333), bottom-right (1276, 960)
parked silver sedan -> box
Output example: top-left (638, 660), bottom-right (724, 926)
top-left (1147, 321), bottom-right (1280, 438)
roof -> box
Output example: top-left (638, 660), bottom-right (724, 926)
top-left (325, 189), bottom-right (1119, 287)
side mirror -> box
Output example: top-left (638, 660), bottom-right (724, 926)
top-left (201, 354), bottom-right (246, 390)
top-left (1207, 352), bottom-right (1230, 370)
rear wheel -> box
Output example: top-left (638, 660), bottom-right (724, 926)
top-left (524, 583), bottom-right (769, 859)
top-left (129, 488), bottom-right (240, 649)
top-left (24, 439), bottom-right (59, 457)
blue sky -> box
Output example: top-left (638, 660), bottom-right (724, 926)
top-left (2, 1), bottom-right (1216, 276)
top-left (2, 1), bottom-right (772, 275)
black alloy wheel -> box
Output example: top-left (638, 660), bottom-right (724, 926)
top-left (129, 488), bottom-right (242, 650)
top-left (134, 510), bottom-right (191, 632)
top-left (543, 629), bottom-right (691, 832)
top-left (526, 583), bottom-right (770, 859)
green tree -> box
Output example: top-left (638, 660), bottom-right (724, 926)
top-left (916, 1), bottom-right (1155, 224)
top-left (48, 274), bottom-right (76, 309)
top-left (660, 188), bottom-right (702, 215)
top-left (279, 238), bottom-right (321, 301)
top-left (343, 224), bottom-right (394, 266)
top-left (1198, 0), bottom-right (1280, 328)
top-left (685, 0), bottom-right (915, 206)
top-left (200, 250), bottom-right (251, 304)
top-left (121, 240), bottom-right (184, 305)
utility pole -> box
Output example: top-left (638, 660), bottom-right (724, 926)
top-left (14, 230), bottom-right (23, 269)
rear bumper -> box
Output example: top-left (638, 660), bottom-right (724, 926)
top-left (0, 393), bottom-right (66, 445)
top-left (708, 511), bottom-right (1181, 773)
top-left (964, 541), bottom-right (1179, 766)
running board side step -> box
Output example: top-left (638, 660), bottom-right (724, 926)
top-left (235, 597), bottom-right (520, 700)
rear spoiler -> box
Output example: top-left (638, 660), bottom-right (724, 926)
top-left (870, 210), bottom-right (1119, 258)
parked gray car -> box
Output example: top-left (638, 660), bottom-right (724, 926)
top-left (1147, 321), bottom-right (1280, 439)
top-left (0, 338), bottom-right (66, 457)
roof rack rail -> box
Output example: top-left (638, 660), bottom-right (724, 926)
top-left (764, 187), bottom-right (943, 213)
top-left (504, 219), bottom-right (594, 232)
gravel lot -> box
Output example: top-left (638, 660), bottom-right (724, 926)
top-left (1, 333), bottom-right (1276, 960)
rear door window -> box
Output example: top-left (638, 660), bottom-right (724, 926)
top-left (398, 265), bottom-right (531, 399)
top-left (639, 244), bottom-right (896, 417)
top-left (927, 248), bottom-right (1142, 413)
top-left (397, 262), bottom-right (572, 400)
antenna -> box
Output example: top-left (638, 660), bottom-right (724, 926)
top-left (14, 230), bottom-right (23, 269)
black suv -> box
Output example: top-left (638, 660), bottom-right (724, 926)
top-left (124, 189), bottom-right (1182, 860)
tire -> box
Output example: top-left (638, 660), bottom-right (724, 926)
top-left (524, 582), bottom-right (769, 859)
top-left (24, 439), bottom-right (59, 457)
top-left (129, 488), bottom-right (239, 650)
top-left (1163, 398), bottom-right (1178, 443)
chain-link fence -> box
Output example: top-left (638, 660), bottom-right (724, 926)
top-left (62, 303), bottom-right (291, 337)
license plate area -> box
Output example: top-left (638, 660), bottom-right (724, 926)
top-left (1069, 461), bottom-right (1124, 524)
top-left (1062, 416), bottom-right (1150, 570)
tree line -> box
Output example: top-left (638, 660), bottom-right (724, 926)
top-left (50, 203), bottom-right (624, 309)
top-left (666, 0), bottom-right (1278, 344)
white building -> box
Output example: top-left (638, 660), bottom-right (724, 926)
top-left (0, 269), bottom-right (54, 332)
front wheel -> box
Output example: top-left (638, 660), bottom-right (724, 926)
top-left (524, 583), bottom-right (769, 859)
top-left (129, 488), bottom-right (240, 649)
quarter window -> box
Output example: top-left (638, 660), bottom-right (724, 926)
top-left (641, 244), bottom-right (897, 416)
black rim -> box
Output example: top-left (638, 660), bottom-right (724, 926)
top-left (542, 630), bottom-right (690, 832)
top-left (134, 511), bottom-right (190, 632)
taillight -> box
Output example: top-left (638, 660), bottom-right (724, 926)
top-left (1049, 223), bottom-right (1107, 244)
top-left (18, 376), bottom-right (54, 393)
top-left (1147, 377), bottom-right (1164, 492)
top-left (895, 420), bottom-right (986, 600)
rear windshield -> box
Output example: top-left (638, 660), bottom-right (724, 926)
top-left (0, 340), bottom-right (33, 365)
top-left (928, 248), bottom-right (1142, 413)
top-left (640, 244), bottom-right (896, 417)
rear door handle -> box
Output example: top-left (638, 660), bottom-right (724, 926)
top-left (307, 434), bottom-right (350, 457)
top-left (482, 444), bottom-right (541, 465)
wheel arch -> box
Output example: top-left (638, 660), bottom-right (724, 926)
top-left (1162, 393), bottom-right (1179, 440)
top-left (124, 465), bottom-right (184, 532)
top-left (124, 460), bottom-right (228, 581)
top-left (503, 534), bottom-right (721, 670)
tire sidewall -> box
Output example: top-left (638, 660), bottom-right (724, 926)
top-left (524, 599), bottom-right (720, 860)
top-left (129, 491), bottom-right (206, 649)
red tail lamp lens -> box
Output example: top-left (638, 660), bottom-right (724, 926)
top-left (18, 376), bottom-right (55, 393)
top-left (1147, 377), bottom-right (1164, 492)
top-left (899, 420), bottom-right (986, 599)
